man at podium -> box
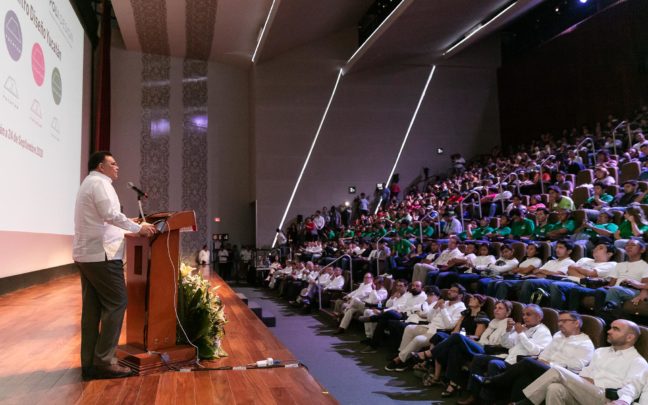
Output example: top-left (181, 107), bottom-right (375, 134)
top-left (73, 151), bottom-right (156, 380)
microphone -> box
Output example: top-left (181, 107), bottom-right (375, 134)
top-left (127, 182), bottom-right (148, 199)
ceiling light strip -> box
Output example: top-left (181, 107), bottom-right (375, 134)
top-left (374, 65), bottom-right (437, 214)
top-left (344, 0), bottom-right (411, 71)
top-left (272, 68), bottom-right (344, 247)
top-left (443, 1), bottom-right (518, 56)
top-left (252, 0), bottom-right (277, 63)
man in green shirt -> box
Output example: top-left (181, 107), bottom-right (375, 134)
top-left (510, 208), bottom-right (535, 239)
top-left (548, 186), bottom-right (575, 211)
top-left (464, 217), bottom-right (494, 240)
top-left (547, 208), bottom-right (576, 241)
top-left (486, 215), bottom-right (512, 241)
top-left (530, 208), bottom-right (558, 241)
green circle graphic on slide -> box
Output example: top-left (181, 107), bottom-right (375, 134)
top-left (52, 67), bottom-right (62, 105)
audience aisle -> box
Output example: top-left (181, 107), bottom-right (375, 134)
top-left (235, 286), bottom-right (454, 405)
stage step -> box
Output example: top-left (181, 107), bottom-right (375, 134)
top-left (248, 300), bottom-right (263, 318)
top-left (236, 292), bottom-right (248, 305)
top-left (261, 310), bottom-right (276, 328)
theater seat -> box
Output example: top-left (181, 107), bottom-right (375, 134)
top-left (581, 314), bottom-right (606, 348)
top-left (511, 301), bottom-right (525, 323)
top-left (620, 161), bottom-right (641, 184)
top-left (637, 326), bottom-right (648, 361)
top-left (542, 307), bottom-right (559, 334)
top-left (576, 169), bottom-right (594, 187)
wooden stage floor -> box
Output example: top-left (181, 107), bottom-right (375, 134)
top-left (0, 271), bottom-right (338, 405)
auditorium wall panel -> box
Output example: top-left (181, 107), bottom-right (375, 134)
top-left (253, 30), bottom-right (502, 246)
top-left (110, 42), bottom-right (253, 255)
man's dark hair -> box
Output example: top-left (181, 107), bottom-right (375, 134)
top-left (556, 240), bottom-right (574, 251)
top-left (450, 283), bottom-right (466, 297)
top-left (88, 151), bottom-right (112, 172)
top-left (424, 285), bottom-right (441, 297)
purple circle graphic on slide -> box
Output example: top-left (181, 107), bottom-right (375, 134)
top-left (32, 43), bottom-right (45, 86)
top-left (4, 10), bottom-right (23, 61)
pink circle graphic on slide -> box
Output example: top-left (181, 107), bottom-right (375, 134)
top-left (31, 43), bottom-right (45, 87)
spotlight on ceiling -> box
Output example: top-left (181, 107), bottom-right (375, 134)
top-left (578, 0), bottom-right (588, 3)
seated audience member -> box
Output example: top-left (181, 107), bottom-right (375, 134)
top-left (548, 186), bottom-right (575, 211)
top-left (479, 311), bottom-right (595, 403)
top-left (361, 280), bottom-right (428, 350)
top-left (302, 267), bottom-right (345, 310)
top-left (485, 215), bottom-right (512, 241)
top-left (439, 243), bottom-right (496, 289)
top-left (463, 217), bottom-right (494, 241)
top-left (384, 284), bottom-right (466, 370)
top-left (381, 286), bottom-right (443, 349)
top-left (442, 211), bottom-right (463, 237)
top-left (527, 194), bottom-right (546, 214)
top-left (528, 208), bottom-right (558, 241)
top-left (554, 171), bottom-right (574, 193)
top-left (521, 320), bottom-right (647, 405)
top-left (572, 210), bottom-right (618, 255)
top-left (509, 208), bottom-right (535, 240)
top-left (457, 304), bottom-right (552, 404)
top-left (612, 180), bottom-right (641, 210)
top-left (581, 182), bottom-right (614, 211)
top-left (413, 236), bottom-right (464, 285)
top-left (546, 209), bottom-right (576, 241)
top-left (517, 240), bottom-right (576, 303)
top-left (435, 243), bottom-right (480, 288)
top-left (475, 243), bottom-right (522, 295)
top-left (489, 244), bottom-right (546, 300)
top-left (407, 294), bottom-right (489, 370)
top-left (505, 195), bottom-right (528, 217)
top-left (567, 238), bottom-right (648, 312)
top-left (333, 273), bottom-right (384, 334)
top-left (613, 205), bottom-right (648, 250)
top-left (422, 300), bottom-right (512, 390)
top-left (358, 279), bottom-right (408, 344)
top-left (600, 238), bottom-right (648, 312)
top-left (548, 243), bottom-right (616, 309)
top-left (593, 166), bottom-right (616, 187)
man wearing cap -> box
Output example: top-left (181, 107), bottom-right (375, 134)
top-left (548, 186), bottom-right (575, 211)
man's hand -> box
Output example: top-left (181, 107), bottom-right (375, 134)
top-left (138, 222), bottom-right (157, 237)
top-left (514, 322), bottom-right (527, 334)
top-left (436, 299), bottom-right (445, 308)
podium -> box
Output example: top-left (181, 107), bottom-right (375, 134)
top-left (116, 211), bottom-right (198, 374)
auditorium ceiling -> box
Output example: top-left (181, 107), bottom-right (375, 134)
top-left (111, 0), bottom-right (545, 70)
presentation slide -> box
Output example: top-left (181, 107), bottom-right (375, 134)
top-left (0, 0), bottom-right (85, 236)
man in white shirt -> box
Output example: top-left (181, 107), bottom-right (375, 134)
top-left (362, 280), bottom-right (427, 350)
top-left (459, 304), bottom-right (552, 404)
top-left (522, 319), bottom-right (648, 405)
top-left (518, 240), bottom-right (576, 303)
top-left (335, 275), bottom-right (388, 334)
top-left (601, 239), bottom-right (648, 311)
top-left (73, 152), bottom-right (156, 380)
top-left (478, 311), bottom-right (595, 403)
top-left (548, 243), bottom-right (616, 309)
top-left (385, 283), bottom-right (466, 370)
top-left (568, 239), bottom-right (648, 312)
top-left (198, 244), bottom-right (210, 265)
top-left (412, 236), bottom-right (464, 284)
top-left (358, 279), bottom-right (409, 343)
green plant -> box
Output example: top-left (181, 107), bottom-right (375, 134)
top-left (177, 264), bottom-right (227, 359)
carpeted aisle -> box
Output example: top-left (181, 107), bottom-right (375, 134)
top-left (234, 285), bottom-right (454, 405)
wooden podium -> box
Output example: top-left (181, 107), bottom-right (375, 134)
top-left (116, 211), bottom-right (198, 374)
